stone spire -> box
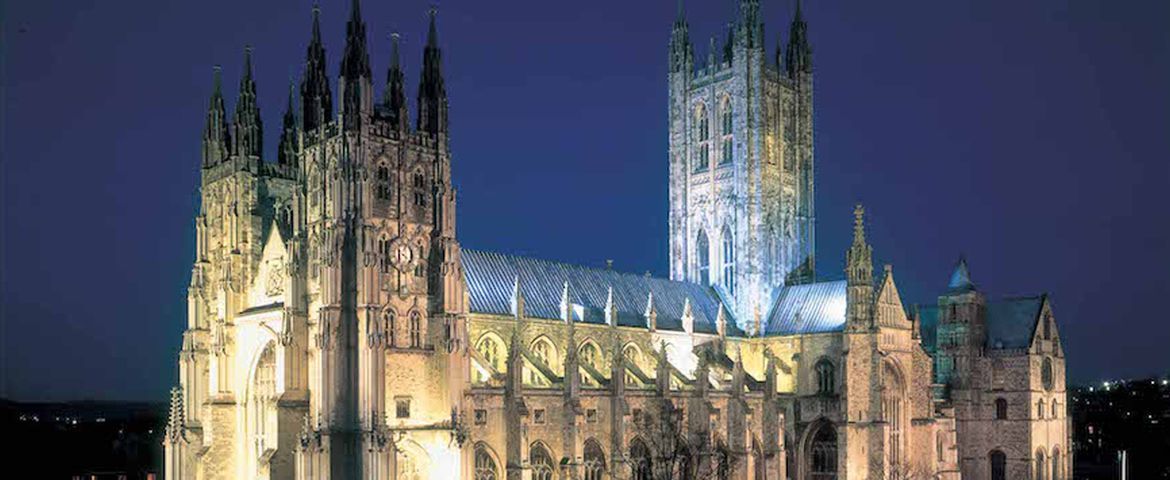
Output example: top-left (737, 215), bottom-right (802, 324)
top-left (417, 7), bottom-right (448, 136)
top-left (339, 0), bottom-right (371, 130)
top-left (201, 66), bottom-right (231, 167)
top-left (785, 0), bottom-right (813, 78)
top-left (382, 32), bottom-right (408, 131)
top-left (301, 4), bottom-right (333, 132)
top-left (278, 79), bottom-right (298, 166)
top-left (736, 0), bottom-right (762, 49)
top-left (846, 204), bottom-right (874, 331)
top-left (234, 46), bottom-right (263, 158)
top-left (668, 0), bottom-right (693, 74)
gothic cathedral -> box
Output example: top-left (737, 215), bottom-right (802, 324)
top-left (165, 2), bottom-right (1071, 480)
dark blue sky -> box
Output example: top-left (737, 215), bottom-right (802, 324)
top-left (2, 0), bottom-right (1168, 401)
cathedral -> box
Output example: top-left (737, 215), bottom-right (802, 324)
top-left (164, 1), bottom-right (1071, 479)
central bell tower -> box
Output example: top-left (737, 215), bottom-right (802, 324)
top-left (667, 0), bottom-right (816, 332)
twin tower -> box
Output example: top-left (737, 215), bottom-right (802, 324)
top-left (667, 0), bottom-right (817, 331)
top-left (201, 0), bottom-right (448, 172)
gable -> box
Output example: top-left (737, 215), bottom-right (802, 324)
top-left (875, 268), bottom-right (910, 329)
top-left (246, 221), bottom-right (289, 309)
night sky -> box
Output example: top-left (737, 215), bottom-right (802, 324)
top-left (2, 0), bottom-right (1167, 402)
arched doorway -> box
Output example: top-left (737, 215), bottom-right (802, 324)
top-left (804, 421), bottom-right (838, 480)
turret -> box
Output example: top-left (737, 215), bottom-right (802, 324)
top-left (784, 0), bottom-right (812, 78)
top-left (668, 0), bottom-right (693, 74)
top-left (736, 0), bottom-right (761, 50)
top-left (845, 204), bottom-right (874, 331)
top-left (300, 4), bottom-right (333, 132)
top-left (339, 0), bottom-right (372, 131)
top-left (416, 8), bottom-right (448, 136)
top-left (381, 33), bottom-right (409, 131)
top-left (233, 47), bottom-right (262, 159)
top-left (277, 80), bottom-right (298, 166)
top-left (937, 256), bottom-right (988, 388)
top-left (201, 66), bottom-right (231, 167)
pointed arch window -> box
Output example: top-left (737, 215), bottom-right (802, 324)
top-left (379, 237), bottom-right (392, 273)
top-left (376, 162), bottom-right (392, 200)
top-left (721, 226), bottom-right (735, 295)
top-left (995, 398), bottom-right (1008, 420)
top-left (629, 439), bottom-right (653, 480)
top-left (384, 310), bottom-right (397, 348)
top-left (720, 98), bottom-right (733, 165)
top-left (474, 445), bottom-right (499, 480)
top-left (583, 439), bottom-right (606, 480)
top-left (409, 311), bottom-right (422, 348)
top-left (529, 338), bottom-right (556, 386)
top-left (475, 335), bottom-right (502, 383)
top-left (697, 230), bottom-right (710, 285)
top-left (530, 443), bottom-right (554, 480)
top-left (815, 359), bottom-right (835, 395)
top-left (412, 171), bottom-right (427, 207)
top-left (579, 342), bottom-right (600, 386)
top-left (694, 104), bottom-right (710, 173)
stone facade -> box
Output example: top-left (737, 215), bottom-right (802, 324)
top-left (163, 2), bottom-right (1067, 480)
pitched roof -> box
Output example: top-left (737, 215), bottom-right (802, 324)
top-left (914, 295), bottom-right (1046, 352)
top-left (764, 280), bottom-right (848, 335)
top-left (461, 249), bottom-right (741, 335)
top-left (947, 257), bottom-right (976, 293)
top-left (986, 296), bottom-right (1045, 350)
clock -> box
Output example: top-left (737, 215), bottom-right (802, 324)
top-left (395, 243), bottom-right (413, 267)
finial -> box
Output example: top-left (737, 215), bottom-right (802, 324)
top-left (212, 65), bottom-right (223, 93)
top-left (852, 203), bottom-right (866, 244)
top-left (311, 3), bottom-right (322, 40)
top-left (242, 46), bottom-right (254, 81)
top-left (426, 5), bottom-right (439, 47)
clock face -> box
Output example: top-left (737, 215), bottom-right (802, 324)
top-left (396, 244), bottom-right (413, 265)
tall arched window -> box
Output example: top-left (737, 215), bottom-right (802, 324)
top-left (815, 359), bottom-right (834, 395)
top-left (623, 344), bottom-right (642, 386)
top-left (995, 398), bottom-right (1008, 420)
top-left (474, 445), bottom-right (498, 480)
top-left (583, 439), bottom-right (606, 480)
top-left (376, 163), bottom-right (392, 200)
top-left (379, 237), bottom-right (392, 273)
top-left (1035, 448), bottom-right (1047, 480)
top-left (475, 336), bottom-right (501, 383)
top-left (721, 226), bottom-right (735, 295)
top-left (629, 439), bottom-right (653, 480)
top-left (579, 342), bottom-right (600, 386)
top-left (882, 362), bottom-right (905, 468)
top-left (530, 443), bottom-right (554, 480)
top-left (989, 450), bottom-right (1006, 480)
top-left (695, 105), bottom-right (710, 172)
top-left (249, 343), bottom-right (276, 462)
top-left (409, 311), bottom-right (422, 348)
top-left (1042, 357), bottom-right (1054, 391)
top-left (384, 310), bottom-right (397, 348)
top-left (697, 231), bottom-right (710, 285)
top-left (1038, 399), bottom-right (1046, 419)
top-left (720, 98), bottom-right (733, 165)
top-left (1052, 448), bottom-right (1062, 480)
top-left (529, 338), bottom-right (555, 386)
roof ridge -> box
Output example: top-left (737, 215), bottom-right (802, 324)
top-left (463, 248), bottom-right (699, 287)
